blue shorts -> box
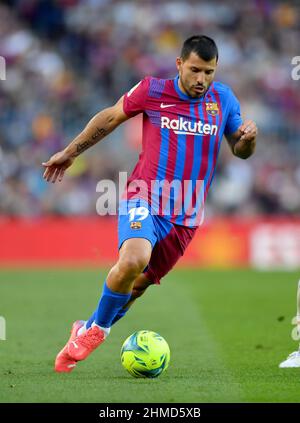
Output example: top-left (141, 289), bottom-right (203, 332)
top-left (118, 199), bottom-right (197, 284)
top-left (118, 199), bottom-right (172, 250)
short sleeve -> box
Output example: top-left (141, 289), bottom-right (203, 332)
top-left (123, 77), bottom-right (150, 117)
top-left (224, 89), bottom-right (242, 136)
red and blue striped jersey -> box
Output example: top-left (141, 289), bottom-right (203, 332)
top-left (123, 75), bottom-right (242, 227)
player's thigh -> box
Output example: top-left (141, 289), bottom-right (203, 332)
top-left (118, 199), bottom-right (157, 268)
top-left (145, 223), bottom-right (196, 285)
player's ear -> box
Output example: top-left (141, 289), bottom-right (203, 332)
top-left (176, 57), bottom-right (182, 72)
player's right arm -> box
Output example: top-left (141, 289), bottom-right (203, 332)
top-left (42, 96), bottom-right (129, 183)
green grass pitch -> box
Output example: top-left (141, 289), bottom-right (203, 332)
top-left (0, 268), bottom-right (300, 403)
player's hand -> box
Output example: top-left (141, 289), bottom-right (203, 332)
top-left (238, 120), bottom-right (258, 142)
top-left (42, 150), bottom-right (75, 183)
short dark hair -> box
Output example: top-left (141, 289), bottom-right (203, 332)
top-left (181, 35), bottom-right (218, 62)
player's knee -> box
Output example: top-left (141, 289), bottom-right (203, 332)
top-left (118, 255), bottom-right (149, 279)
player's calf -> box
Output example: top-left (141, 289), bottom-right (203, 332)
top-left (85, 239), bottom-right (152, 331)
top-left (111, 273), bottom-right (154, 324)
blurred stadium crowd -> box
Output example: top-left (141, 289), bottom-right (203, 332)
top-left (0, 0), bottom-right (300, 218)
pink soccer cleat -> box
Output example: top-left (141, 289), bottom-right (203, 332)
top-left (67, 325), bottom-right (105, 361)
top-left (54, 320), bottom-right (85, 373)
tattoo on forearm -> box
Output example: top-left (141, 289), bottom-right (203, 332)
top-left (75, 127), bottom-right (107, 155)
top-left (76, 141), bottom-right (90, 154)
top-left (92, 127), bottom-right (107, 139)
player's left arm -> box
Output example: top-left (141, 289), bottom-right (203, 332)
top-left (225, 120), bottom-right (257, 159)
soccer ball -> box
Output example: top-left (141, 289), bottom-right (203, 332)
top-left (120, 330), bottom-right (170, 378)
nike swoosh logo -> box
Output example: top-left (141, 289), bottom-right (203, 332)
top-left (71, 341), bottom-right (78, 349)
top-left (160, 103), bottom-right (176, 109)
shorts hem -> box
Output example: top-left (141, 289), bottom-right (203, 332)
top-left (118, 235), bottom-right (156, 251)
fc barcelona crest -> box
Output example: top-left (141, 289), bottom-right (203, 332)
top-left (130, 221), bottom-right (142, 230)
top-left (205, 102), bottom-right (219, 116)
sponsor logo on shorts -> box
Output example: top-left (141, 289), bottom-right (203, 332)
top-left (130, 221), bottom-right (142, 230)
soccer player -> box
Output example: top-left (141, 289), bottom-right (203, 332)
top-left (279, 280), bottom-right (300, 367)
top-left (42, 35), bottom-right (257, 372)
